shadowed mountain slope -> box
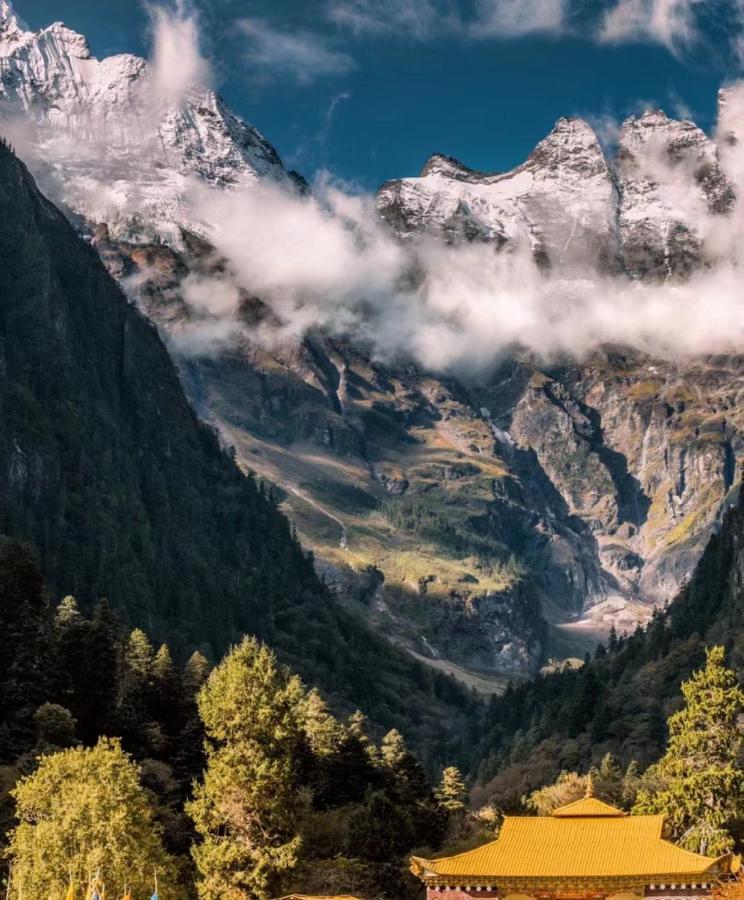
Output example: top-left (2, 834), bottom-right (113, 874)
top-left (0, 141), bottom-right (475, 766)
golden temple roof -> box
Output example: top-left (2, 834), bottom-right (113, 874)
top-left (411, 798), bottom-right (735, 884)
top-left (551, 796), bottom-right (626, 817)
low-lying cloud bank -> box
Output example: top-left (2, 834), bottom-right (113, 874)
top-left (169, 177), bottom-right (744, 370)
top-left (168, 88), bottom-right (744, 371)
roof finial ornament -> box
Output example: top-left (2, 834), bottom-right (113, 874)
top-left (585, 772), bottom-right (595, 798)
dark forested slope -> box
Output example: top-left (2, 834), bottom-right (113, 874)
top-left (0, 143), bottom-right (474, 763)
top-left (477, 482), bottom-right (744, 807)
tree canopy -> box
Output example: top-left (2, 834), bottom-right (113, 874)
top-left (8, 738), bottom-right (177, 899)
top-left (633, 646), bottom-right (744, 855)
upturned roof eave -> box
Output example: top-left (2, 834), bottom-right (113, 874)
top-left (410, 852), bottom-right (735, 883)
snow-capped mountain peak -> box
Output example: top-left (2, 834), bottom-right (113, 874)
top-left (614, 106), bottom-right (735, 278)
top-left (378, 105), bottom-right (738, 280)
top-left (419, 153), bottom-right (486, 181)
top-left (378, 114), bottom-right (619, 270)
top-left (0, 5), bottom-right (290, 241)
top-left (525, 116), bottom-right (608, 178)
top-left (0, 0), bottom-right (32, 56)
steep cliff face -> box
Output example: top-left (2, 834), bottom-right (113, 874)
top-left (0, 142), bottom-right (478, 765)
top-left (375, 96), bottom-right (743, 662)
top-left (477, 479), bottom-right (744, 806)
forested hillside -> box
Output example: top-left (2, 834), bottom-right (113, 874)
top-left (476, 480), bottom-right (744, 808)
top-left (0, 538), bottom-right (478, 898)
top-left (0, 141), bottom-right (474, 763)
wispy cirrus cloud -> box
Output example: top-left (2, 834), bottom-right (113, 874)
top-left (598, 0), bottom-right (704, 55)
top-left (237, 18), bottom-right (355, 85)
top-left (326, 0), bottom-right (455, 40)
top-left (469, 0), bottom-right (568, 38)
top-left (326, 0), bottom-right (568, 39)
top-left (325, 0), bottom-right (744, 59)
top-left (597, 0), bottom-right (744, 64)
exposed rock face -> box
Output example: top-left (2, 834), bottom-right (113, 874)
top-left (2, 3), bottom-right (743, 685)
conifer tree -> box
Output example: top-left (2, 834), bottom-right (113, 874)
top-left (187, 637), bottom-right (307, 899)
top-left (347, 710), bottom-right (368, 741)
top-left (183, 651), bottom-right (211, 698)
top-left (8, 738), bottom-right (177, 898)
top-left (633, 646), bottom-right (744, 854)
top-left (151, 644), bottom-right (183, 739)
top-left (302, 688), bottom-right (345, 756)
top-left (75, 599), bottom-right (122, 742)
top-left (175, 652), bottom-right (210, 783)
top-left (435, 766), bottom-right (468, 814)
top-left (117, 628), bottom-right (157, 754)
top-left (380, 729), bottom-right (408, 770)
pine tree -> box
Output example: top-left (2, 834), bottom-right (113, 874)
top-left (187, 637), bottom-right (307, 899)
top-left (301, 688), bottom-right (344, 756)
top-left (75, 599), bottom-right (121, 743)
top-left (347, 710), bottom-right (368, 742)
top-left (117, 628), bottom-right (158, 755)
top-left (183, 651), bottom-right (211, 698)
top-left (592, 753), bottom-right (624, 803)
top-left (151, 644), bottom-right (183, 740)
top-left (8, 738), bottom-right (178, 898)
top-left (380, 729), bottom-right (407, 770)
top-left (435, 766), bottom-right (468, 814)
top-left (632, 646), bottom-right (744, 854)
top-left (175, 652), bottom-right (210, 784)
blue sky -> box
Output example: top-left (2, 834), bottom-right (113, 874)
top-left (15, 0), bottom-right (744, 189)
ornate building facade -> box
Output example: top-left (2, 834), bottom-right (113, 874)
top-left (411, 796), bottom-right (739, 900)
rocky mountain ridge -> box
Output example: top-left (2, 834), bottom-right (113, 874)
top-left (1, 2), bottom-right (742, 688)
top-left (378, 104), bottom-right (735, 279)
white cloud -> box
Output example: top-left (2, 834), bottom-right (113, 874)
top-left (327, 0), bottom-right (744, 55)
top-left (718, 81), bottom-right (744, 181)
top-left (470, 0), bottom-right (568, 38)
top-left (598, 0), bottom-right (705, 55)
top-left (172, 96), bottom-right (744, 367)
top-left (147, 0), bottom-right (211, 107)
top-left (326, 0), bottom-right (567, 39)
top-left (585, 112), bottom-right (623, 150)
top-left (237, 18), bottom-right (355, 84)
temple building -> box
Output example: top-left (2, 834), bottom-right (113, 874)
top-left (411, 795), bottom-right (739, 900)
top-left (277, 895), bottom-right (362, 899)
